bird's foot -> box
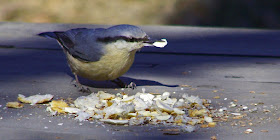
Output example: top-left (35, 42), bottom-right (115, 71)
top-left (72, 81), bottom-right (91, 93)
top-left (126, 82), bottom-right (137, 89)
top-left (78, 86), bottom-right (91, 93)
top-left (111, 78), bottom-right (136, 89)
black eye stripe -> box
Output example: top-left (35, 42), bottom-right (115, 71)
top-left (97, 36), bottom-right (149, 43)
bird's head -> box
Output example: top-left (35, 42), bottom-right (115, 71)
top-left (97, 24), bottom-right (167, 52)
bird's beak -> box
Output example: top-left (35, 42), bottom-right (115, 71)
top-left (144, 38), bottom-right (167, 48)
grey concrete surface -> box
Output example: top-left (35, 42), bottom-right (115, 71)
top-left (1, 22), bottom-right (280, 140)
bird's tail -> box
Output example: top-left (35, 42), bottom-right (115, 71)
top-left (38, 32), bottom-right (62, 39)
top-left (38, 31), bottom-right (75, 54)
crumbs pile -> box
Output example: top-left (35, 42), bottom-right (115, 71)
top-left (7, 89), bottom-right (226, 133)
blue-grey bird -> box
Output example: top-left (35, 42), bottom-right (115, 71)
top-left (38, 24), bottom-right (167, 91)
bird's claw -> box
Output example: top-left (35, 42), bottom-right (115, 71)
top-left (126, 82), bottom-right (137, 89)
top-left (72, 79), bottom-right (91, 93)
top-left (78, 86), bottom-right (91, 93)
top-left (111, 78), bottom-right (137, 89)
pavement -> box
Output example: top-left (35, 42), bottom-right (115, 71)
top-left (1, 22), bottom-right (280, 140)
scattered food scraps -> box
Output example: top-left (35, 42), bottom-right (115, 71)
top-left (45, 90), bottom-right (224, 132)
top-left (212, 90), bottom-right (218, 93)
top-left (6, 102), bottom-right (24, 108)
top-left (231, 113), bottom-right (241, 116)
top-left (208, 122), bottom-right (216, 127)
top-left (18, 94), bottom-right (53, 105)
top-left (213, 96), bottom-right (220, 99)
top-left (244, 128), bottom-right (253, 134)
top-left (232, 115), bottom-right (244, 120)
top-left (211, 136), bottom-right (217, 140)
top-left (200, 124), bottom-right (208, 128)
top-left (57, 123), bottom-right (63, 126)
top-left (8, 88), bottom-right (276, 135)
top-left (180, 85), bottom-right (191, 87)
top-left (48, 100), bottom-right (69, 114)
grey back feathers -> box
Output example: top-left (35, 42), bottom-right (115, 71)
top-left (38, 24), bottom-right (148, 62)
top-left (38, 28), bottom-right (105, 62)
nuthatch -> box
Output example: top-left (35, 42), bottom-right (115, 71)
top-left (38, 24), bottom-right (167, 91)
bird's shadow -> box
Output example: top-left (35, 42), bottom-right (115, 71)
top-left (74, 76), bottom-right (178, 89)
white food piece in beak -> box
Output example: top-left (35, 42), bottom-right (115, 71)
top-left (152, 39), bottom-right (167, 48)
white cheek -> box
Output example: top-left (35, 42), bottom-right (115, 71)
top-left (112, 40), bottom-right (143, 51)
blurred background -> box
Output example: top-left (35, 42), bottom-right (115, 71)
top-left (0, 0), bottom-right (279, 29)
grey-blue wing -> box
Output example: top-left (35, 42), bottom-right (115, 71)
top-left (39, 28), bottom-right (105, 62)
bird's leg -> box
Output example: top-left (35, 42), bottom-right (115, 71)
top-left (111, 78), bottom-right (126, 88)
top-left (126, 82), bottom-right (137, 89)
top-left (73, 74), bottom-right (81, 87)
top-left (73, 74), bottom-right (91, 93)
top-left (111, 78), bottom-right (136, 89)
